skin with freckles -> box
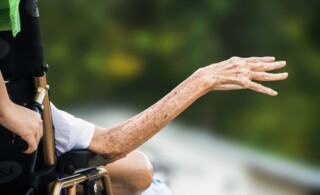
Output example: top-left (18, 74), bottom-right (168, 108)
top-left (87, 56), bottom-right (288, 163)
top-left (0, 56), bottom-right (287, 195)
top-left (209, 57), bottom-right (287, 94)
top-left (0, 56), bottom-right (287, 155)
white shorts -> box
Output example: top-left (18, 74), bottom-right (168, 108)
top-left (50, 103), bottom-right (95, 157)
top-left (142, 179), bottom-right (172, 195)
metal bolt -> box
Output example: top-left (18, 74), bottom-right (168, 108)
top-left (94, 183), bottom-right (98, 193)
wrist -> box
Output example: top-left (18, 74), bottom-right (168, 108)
top-left (0, 99), bottom-right (13, 120)
top-left (193, 67), bottom-right (216, 93)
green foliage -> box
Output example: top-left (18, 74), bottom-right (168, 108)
top-left (39, 0), bottom-right (320, 165)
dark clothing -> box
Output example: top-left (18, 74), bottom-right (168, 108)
top-left (0, 0), bottom-right (43, 80)
top-left (0, 1), bottom-right (45, 194)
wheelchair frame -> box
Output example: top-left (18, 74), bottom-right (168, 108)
top-left (0, 0), bottom-right (114, 193)
top-left (30, 68), bottom-right (114, 195)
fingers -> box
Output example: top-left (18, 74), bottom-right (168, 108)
top-left (35, 126), bottom-right (42, 148)
top-left (22, 135), bottom-right (38, 154)
top-left (40, 123), bottom-right (43, 138)
top-left (250, 61), bottom-right (286, 72)
top-left (23, 121), bottom-right (43, 154)
top-left (215, 84), bottom-right (243, 91)
top-left (216, 56), bottom-right (287, 96)
top-left (248, 81), bottom-right (278, 96)
top-left (38, 119), bottom-right (43, 139)
top-left (23, 134), bottom-right (41, 154)
top-left (250, 72), bottom-right (288, 81)
top-left (244, 56), bottom-right (275, 63)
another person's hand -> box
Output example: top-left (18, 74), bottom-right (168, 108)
top-left (201, 56), bottom-right (288, 96)
top-left (0, 101), bottom-right (43, 154)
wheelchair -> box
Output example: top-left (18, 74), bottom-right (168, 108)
top-left (0, 66), bottom-right (115, 195)
top-left (0, 0), bottom-right (114, 194)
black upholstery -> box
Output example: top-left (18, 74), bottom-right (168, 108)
top-left (0, 77), bottom-right (38, 195)
top-left (0, 1), bottom-right (46, 193)
top-left (0, 1), bottom-right (108, 194)
top-left (57, 150), bottom-right (95, 175)
top-left (0, 0), bottom-right (43, 81)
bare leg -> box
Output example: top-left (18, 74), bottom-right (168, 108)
top-left (104, 150), bottom-right (154, 195)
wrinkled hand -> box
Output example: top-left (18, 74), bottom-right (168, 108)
top-left (203, 56), bottom-right (288, 96)
top-left (0, 102), bottom-right (43, 154)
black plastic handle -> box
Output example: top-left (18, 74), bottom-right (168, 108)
top-left (13, 102), bottom-right (43, 152)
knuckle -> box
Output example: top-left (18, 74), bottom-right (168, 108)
top-left (243, 69), bottom-right (250, 77)
top-left (239, 60), bottom-right (246, 66)
top-left (33, 123), bottom-right (42, 131)
top-left (242, 80), bottom-right (250, 88)
top-left (228, 57), bottom-right (236, 63)
top-left (230, 56), bottom-right (240, 61)
top-left (34, 124), bottom-right (39, 130)
top-left (231, 56), bottom-right (244, 64)
top-left (30, 144), bottom-right (37, 152)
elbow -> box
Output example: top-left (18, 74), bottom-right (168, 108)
top-left (88, 127), bottom-right (127, 163)
top-left (100, 148), bottom-right (127, 163)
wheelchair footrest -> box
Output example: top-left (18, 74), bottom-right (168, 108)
top-left (51, 167), bottom-right (114, 195)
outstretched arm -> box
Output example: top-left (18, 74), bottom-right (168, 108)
top-left (88, 56), bottom-right (288, 162)
top-left (0, 71), bottom-right (43, 154)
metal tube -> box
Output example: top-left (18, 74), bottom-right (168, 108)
top-left (67, 184), bottom-right (77, 195)
top-left (51, 168), bottom-right (114, 195)
top-left (34, 87), bottom-right (46, 105)
top-left (34, 75), bottom-right (56, 166)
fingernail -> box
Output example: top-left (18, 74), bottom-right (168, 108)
top-left (281, 61), bottom-right (286, 64)
top-left (271, 91), bottom-right (278, 96)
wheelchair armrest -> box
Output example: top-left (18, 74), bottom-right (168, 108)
top-left (57, 149), bottom-right (96, 175)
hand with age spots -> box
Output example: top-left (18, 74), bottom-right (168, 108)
top-left (204, 56), bottom-right (288, 95)
top-left (88, 56), bottom-right (288, 163)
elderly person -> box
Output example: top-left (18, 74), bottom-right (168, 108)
top-left (0, 0), bottom-right (288, 194)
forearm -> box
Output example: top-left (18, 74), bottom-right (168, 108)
top-left (88, 56), bottom-right (287, 162)
top-left (0, 71), bottom-right (43, 153)
top-left (0, 71), bottom-right (11, 117)
top-left (88, 69), bottom-right (210, 161)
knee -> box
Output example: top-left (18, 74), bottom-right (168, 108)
top-left (106, 150), bottom-right (154, 194)
top-left (126, 151), bottom-right (154, 191)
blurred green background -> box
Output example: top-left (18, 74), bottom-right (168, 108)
top-left (39, 0), bottom-right (319, 166)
